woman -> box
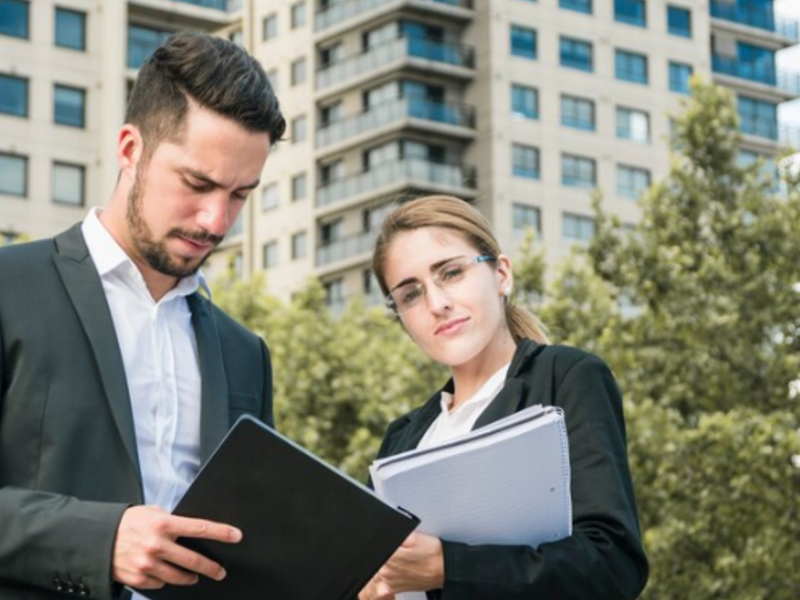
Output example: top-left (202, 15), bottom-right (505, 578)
top-left (360, 195), bottom-right (648, 600)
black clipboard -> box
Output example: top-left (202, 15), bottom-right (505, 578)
top-left (136, 415), bottom-right (418, 600)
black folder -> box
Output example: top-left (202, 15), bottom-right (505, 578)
top-left (136, 415), bottom-right (419, 600)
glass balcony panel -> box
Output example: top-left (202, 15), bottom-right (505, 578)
top-left (316, 158), bottom-right (475, 207)
top-left (315, 0), bottom-right (474, 31)
top-left (710, 0), bottom-right (799, 40)
top-left (316, 229), bottom-right (379, 266)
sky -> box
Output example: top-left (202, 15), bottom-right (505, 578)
top-left (776, 0), bottom-right (800, 127)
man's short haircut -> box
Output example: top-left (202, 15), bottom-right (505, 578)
top-left (125, 31), bottom-right (286, 159)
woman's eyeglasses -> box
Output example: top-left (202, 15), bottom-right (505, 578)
top-left (385, 255), bottom-right (496, 314)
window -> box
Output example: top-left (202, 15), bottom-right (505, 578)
top-left (617, 165), bottom-right (650, 198)
top-left (562, 213), bottom-right (595, 242)
top-left (291, 172), bottom-right (307, 200)
top-left (615, 50), bottom-right (648, 84)
top-left (669, 61), bottom-right (692, 94)
top-left (560, 37), bottom-right (593, 72)
top-left (291, 2), bottom-right (306, 28)
top-left (319, 43), bottom-right (343, 68)
top-left (737, 42), bottom-right (776, 86)
top-left (0, 153), bottom-right (27, 197)
top-left (263, 13), bottom-right (277, 41)
top-left (291, 115), bottom-right (307, 143)
top-left (320, 219), bottom-right (343, 245)
top-left (512, 203), bottom-right (541, 234)
top-left (512, 144), bottom-right (540, 179)
top-left (54, 85), bottom-right (86, 128)
top-left (615, 0), bottom-right (646, 27)
top-left (738, 96), bottom-right (778, 140)
top-left (261, 183), bottom-right (279, 211)
top-left (667, 5), bottom-right (691, 37)
top-left (0, 74), bottom-right (28, 117)
top-left (52, 162), bottom-right (85, 206)
top-left (0, 0), bottom-right (28, 39)
top-left (291, 231), bottom-right (307, 259)
top-left (561, 95), bottom-right (595, 131)
top-left (263, 241), bottom-right (278, 269)
top-left (562, 154), bottom-right (596, 188)
top-left (511, 26), bottom-right (537, 60)
top-left (324, 278), bottom-right (344, 308)
top-left (511, 84), bottom-right (538, 120)
top-left (266, 69), bottom-right (279, 95)
top-left (319, 101), bottom-right (342, 127)
top-left (560, 0), bottom-right (592, 15)
top-left (617, 107), bottom-right (650, 142)
top-left (128, 24), bottom-right (171, 69)
top-left (291, 58), bottom-right (306, 86)
top-left (55, 7), bottom-right (86, 50)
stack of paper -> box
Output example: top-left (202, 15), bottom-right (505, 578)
top-left (369, 404), bottom-right (572, 599)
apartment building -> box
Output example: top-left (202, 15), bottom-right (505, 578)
top-left (1, 0), bottom-right (797, 311)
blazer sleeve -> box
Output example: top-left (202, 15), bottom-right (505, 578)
top-left (436, 354), bottom-right (648, 600)
top-left (0, 487), bottom-right (129, 599)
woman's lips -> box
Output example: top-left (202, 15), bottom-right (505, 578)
top-left (435, 317), bottom-right (469, 336)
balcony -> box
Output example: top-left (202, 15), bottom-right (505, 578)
top-left (317, 96), bottom-right (475, 148)
top-left (316, 36), bottom-right (475, 92)
top-left (712, 55), bottom-right (800, 96)
top-left (710, 1), bottom-right (799, 41)
top-left (317, 229), bottom-right (379, 266)
top-left (780, 124), bottom-right (800, 148)
top-left (316, 157), bottom-right (477, 208)
top-left (315, 0), bottom-right (474, 32)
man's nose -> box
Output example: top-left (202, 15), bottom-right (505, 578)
top-left (196, 193), bottom-right (231, 237)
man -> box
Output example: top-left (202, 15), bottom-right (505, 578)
top-left (0, 32), bottom-right (285, 599)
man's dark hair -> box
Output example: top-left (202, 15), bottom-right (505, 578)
top-left (125, 31), bottom-right (285, 158)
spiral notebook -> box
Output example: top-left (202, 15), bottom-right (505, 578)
top-left (369, 404), bottom-right (571, 600)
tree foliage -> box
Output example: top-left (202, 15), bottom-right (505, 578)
top-left (514, 78), bottom-right (800, 598)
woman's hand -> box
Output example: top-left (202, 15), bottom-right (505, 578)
top-left (359, 533), bottom-right (444, 599)
top-left (358, 573), bottom-right (395, 600)
top-left (381, 532), bottom-right (445, 593)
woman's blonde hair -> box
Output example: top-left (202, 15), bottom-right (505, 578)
top-left (371, 195), bottom-right (549, 344)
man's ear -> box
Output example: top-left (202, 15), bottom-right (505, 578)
top-left (117, 124), bottom-right (144, 177)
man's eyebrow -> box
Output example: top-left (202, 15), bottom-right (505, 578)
top-left (181, 167), bottom-right (260, 190)
top-left (389, 255), bottom-right (465, 292)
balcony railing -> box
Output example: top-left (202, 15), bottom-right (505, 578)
top-left (174, 0), bottom-right (228, 9)
top-left (710, 0), bottom-right (800, 41)
top-left (713, 55), bottom-right (800, 95)
top-left (316, 35), bottom-right (475, 90)
top-left (316, 157), bottom-right (477, 207)
top-left (780, 124), bottom-right (800, 148)
top-left (317, 96), bottom-right (475, 147)
top-left (317, 229), bottom-right (379, 266)
top-left (315, 0), bottom-right (474, 32)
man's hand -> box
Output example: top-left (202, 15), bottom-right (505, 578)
top-left (112, 505), bottom-right (242, 590)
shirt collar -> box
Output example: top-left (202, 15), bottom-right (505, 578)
top-left (440, 361), bottom-right (512, 413)
top-left (82, 207), bottom-right (211, 300)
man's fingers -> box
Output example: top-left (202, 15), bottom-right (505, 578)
top-left (158, 541), bottom-right (228, 582)
top-left (166, 515), bottom-right (242, 543)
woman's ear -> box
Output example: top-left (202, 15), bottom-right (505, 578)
top-left (495, 254), bottom-right (513, 296)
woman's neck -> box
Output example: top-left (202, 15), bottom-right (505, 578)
top-left (449, 330), bottom-right (517, 411)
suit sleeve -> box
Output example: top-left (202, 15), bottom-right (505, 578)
top-left (0, 487), bottom-right (128, 599)
top-left (436, 355), bottom-right (648, 600)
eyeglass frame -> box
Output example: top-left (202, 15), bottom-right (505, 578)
top-left (384, 254), bottom-right (497, 314)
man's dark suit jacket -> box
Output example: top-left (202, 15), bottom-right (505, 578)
top-left (0, 224), bottom-right (273, 600)
top-left (376, 340), bottom-right (649, 599)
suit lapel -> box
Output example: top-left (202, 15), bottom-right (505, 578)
top-left (187, 293), bottom-right (230, 463)
top-left (473, 339), bottom-right (546, 429)
top-left (53, 224), bottom-right (142, 486)
top-left (391, 393), bottom-right (445, 453)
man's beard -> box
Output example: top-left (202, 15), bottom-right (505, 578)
top-left (126, 172), bottom-right (224, 279)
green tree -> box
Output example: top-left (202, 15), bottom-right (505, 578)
top-left (514, 78), bottom-right (800, 598)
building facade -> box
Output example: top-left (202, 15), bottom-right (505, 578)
top-left (1, 0), bottom-right (797, 310)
